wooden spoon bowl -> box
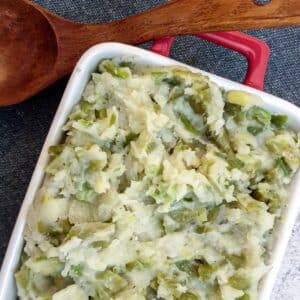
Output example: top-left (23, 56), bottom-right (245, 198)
top-left (0, 1), bottom-right (58, 105)
top-left (1, 0), bottom-right (300, 106)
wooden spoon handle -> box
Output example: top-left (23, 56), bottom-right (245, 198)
top-left (40, 0), bottom-right (300, 75)
top-left (47, 0), bottom-right (300, 46)
top-left (108, 0), bottom-right (300, 43)
top-left (77, 0), bottom-right (300, 45)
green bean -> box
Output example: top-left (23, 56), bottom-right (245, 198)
top-left (96, 108), bottom-right (107, 119)
top-left (145, 164), bottom-right (162, 176)
top-left (109, 113), bottom-right (117, 126)
top-left (248, 106), bottom-right (271, 126)
top-left (247, 126), bottom-right (263, 136)
top-left (119, 61), bottom-right (134, 69)
top-left (252, 188), bottom-right (281, 213)
top-left (169, 86), bottom-right (184, 101)
top-left (169, 207), bottom-right (206, 224)
top-left (162, 76), bottom-right (182, 87)
top-left (124, 132), bottom-right (139, 147)
top-left (276, 157), bottom-right (292, 176)
top-left (224, 102), bottom-right (246, 124)
top-left (90, 240), bottom-right (109, 248)
top-left (180, 292), bottom-right (199, 300)
top-left (207, 206), bottom-right (220, 222)
top-left (95, 286), bottom-right (111, 300)
top-left (101, 60), bottom-right (129, 79)
top-left (96, 270), bottom-right (128, 293)
top-left (88, 160), bottom-right (102, 172)
top-left (80, 100), bottom-right (91, 113)
top-left (271, 114), bottom-right (287, 128)
top-left (224, 102), bottom-right (241, 116)
top-left (48, 145), bottom-right (64, 156)
top-left (75, 182), bottom-right (96, 202)
top-left (178, 112), bottom-right (200, 135)
top-left (146, 141), bottom-right (156, 154)
top-left (227, 254), bottom-right (245, 269)
top-left (236, 293), bottom-right (250, 300)
top-left (198, 262), bottom-right (214, 281)
top-left (175, 260), bottom-right (198, 277)
top-left (228, 273), bottom-right (251, 290)
top-left (78, 119), bottom-right (92, 127)
top-left (187, 95), bottom-right (206, 115)
top-left (228, 157), bottom-right (245, 169)
top-left (15, 266), bottom-right (30, 289)
top-left (69, 264), bottom-right (83, 277)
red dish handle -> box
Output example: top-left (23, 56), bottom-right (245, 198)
top-left (150, 32), bottom-right (269, 90)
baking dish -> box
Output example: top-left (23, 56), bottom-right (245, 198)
top-left (1, 33), bottom-right (300, 300)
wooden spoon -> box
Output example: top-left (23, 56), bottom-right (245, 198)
top-left (1, 0), bottom-right (300, 106)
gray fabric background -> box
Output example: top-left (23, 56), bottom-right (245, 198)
top-left (0, 1), bottom-right (299, 299)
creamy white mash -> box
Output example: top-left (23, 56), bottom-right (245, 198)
top-left (15, 59), bottom-right (300, 300)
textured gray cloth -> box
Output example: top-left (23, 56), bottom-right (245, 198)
top-left (0, 1), bottom-right (299, 299)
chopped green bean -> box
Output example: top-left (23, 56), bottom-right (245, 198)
top-left (80, 100), bottom-right (91, 113)
top-left (75, 182), bottom-right (96, 202)
top-left (96, 108), bottom-right (107, 119)
top-left (15, 266), bottom-right (30, 289)
top-left (109, 113), bottom-right (117, 126)
top-left (236, 293), bottom-right (250, 300)
top-left (228, 157), bottom-right (245, 169)
top-left (88, 160), bottom-right (102, 172)
top-left (180, 292), bottom-right (199, 300)
top-left (169, 86), bottom-right (184, 101)
top-left (247, 126), bottom-right (263, 136)
top-left (198, 262), bottom-right (214, 281)
top-left (119, 61), bottom-right (134, 69)
top-left (48, 145), bottom-right (64, 156)
top-left (101, 60), bottom-right (129, 79)
top-left (169, 207), bottom-right (206, 225)
top-left (276, 158), bottom-right (292, 176)
top-left (96, 270), bottom-right (128, 293)
top-left (228, 273), bottom-right (251, 290)
top-left (176, 260), bottom-right (199, 277)
top-left (69, 264), bottom-right (83, 277)
top-left (162, 76), bottom-right (182, 87)
top-left (146, 141), bottom-right (156, 154)
top-left (78, 119), bottom-right (92, 127)
top-left (178, 112), bottom-right (200, 135)
top-left (124, 132), bottom-right (139, 147)
top-left (248, 106), bottom-right (271, 126)
top-left (271, 114), bottom-right (288, 128)
top-left (227, 254), bottom-right (245, 269)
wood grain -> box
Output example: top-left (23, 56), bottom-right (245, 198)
top-left (0, 0), bottom-right (300, 105)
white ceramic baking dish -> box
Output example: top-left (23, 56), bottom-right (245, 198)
top-left (1, 42), bottom-right (300, 300)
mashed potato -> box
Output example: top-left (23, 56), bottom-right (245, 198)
top-left (15, 59), bottom-right (300, 300)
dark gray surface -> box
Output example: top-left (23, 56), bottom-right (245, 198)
top-left (0, 1), bottom-right (300, 298)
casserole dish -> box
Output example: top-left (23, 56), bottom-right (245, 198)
top-left (1, 33), bottom-right (300, 300)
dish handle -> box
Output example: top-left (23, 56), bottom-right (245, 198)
top-left (150, 32), bottom-right (269, 90)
